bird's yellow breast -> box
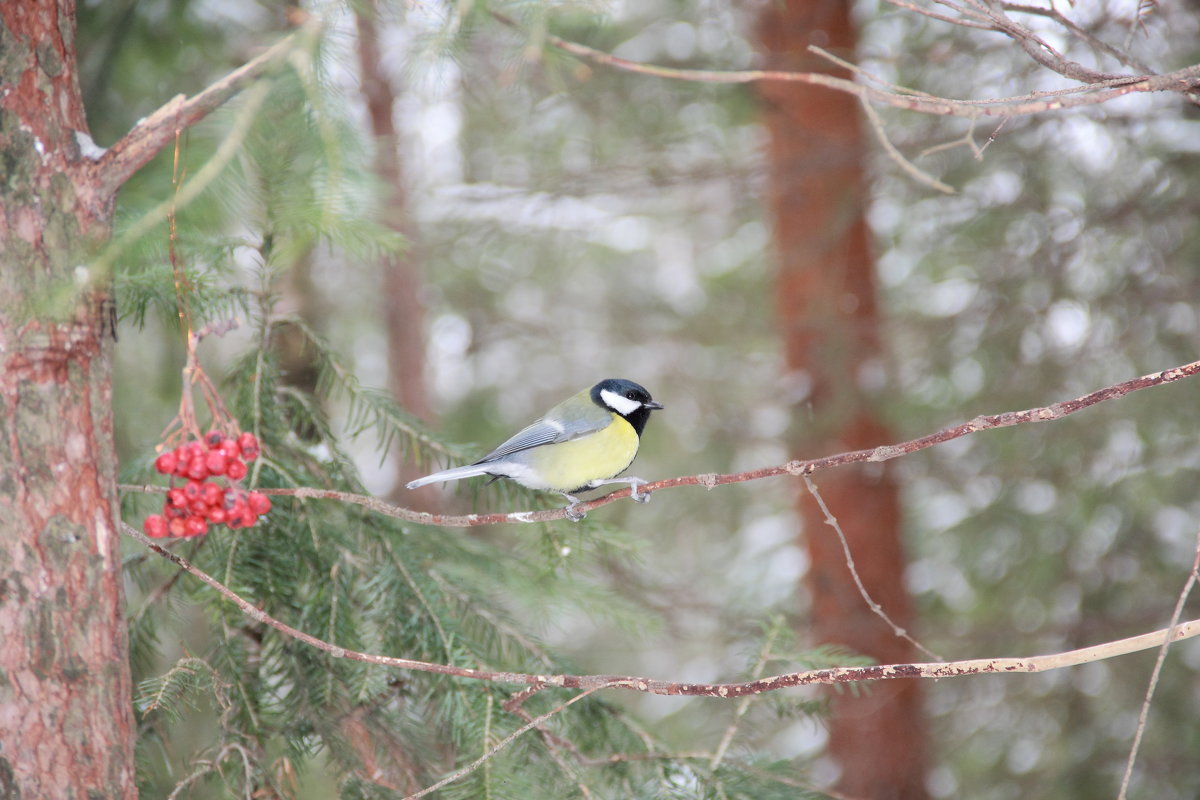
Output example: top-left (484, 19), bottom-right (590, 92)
top-left (524, 413), bottom-right (641, 493)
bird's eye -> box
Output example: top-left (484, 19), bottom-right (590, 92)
top-left (625, 391), bottom-right (638, 400)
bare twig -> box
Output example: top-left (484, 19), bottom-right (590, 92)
top-left (1000, 3), bottom-right (1154, 74)
top-left (919, 124), bottom-right (981, 159)
top-left (859, 96), bottom-right (956, 193)
top-left (489, 9), bottom-right (1199, 120)
top-left (804, 476), bottom-right (943, 661)
top-left (1117, 528), bottom-right (1200, 799)
top-left (808, 44), bottom-right (942, 100)
top-left (962, 0), bottom-right (1127, 85)
top-left (120, 520), bottom-right (1200, 697)
top-left (1124, 0), bottom-right (1158, 51)
top-left (884, 0), bottom-right (995, 29)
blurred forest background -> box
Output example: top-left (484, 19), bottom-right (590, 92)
top-left (80, 0), bottom-right (1200, 797)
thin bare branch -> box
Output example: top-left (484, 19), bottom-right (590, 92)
top-left (120, 520), bottom-right (1200, 698)
top-left (859, 96), bottom-right (956, 193)
top-left (490, 9), bottom-right (1198, 120)
top-left (808, 44), bottom-right (942, 99)
top-left (1117, 528), bottom-right (1200, 799)
top-left (1001, 3), bottom-right (1154, 73)
top-left (884, 0), bottom-right (996, 30)
top-left (964, 0), bottom-right (1126, 84)
top-left (919, 122), bottom-right (983, 159)
top-left (804, 476), bottom-right (943, 661)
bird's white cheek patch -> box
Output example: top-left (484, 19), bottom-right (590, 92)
top-left (600, 389), bottom-right (642, 416)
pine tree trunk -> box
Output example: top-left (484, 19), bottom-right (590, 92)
top-left (0, 2), bottom-right (136, 796)
top-left (355, 2), bottom-right (430, 424)
top-left (355, 3), bottom-right (435, 502)
top-left (756, 1), bottom-right (929, 797)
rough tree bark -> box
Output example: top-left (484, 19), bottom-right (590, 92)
top-left (0, 4), bottom-right (305, 795)
top-left (0, 1), bottom-right (135, 796)
top-left (756, 1), bottom-right (929, 797)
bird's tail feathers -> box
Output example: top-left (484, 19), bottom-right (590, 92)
top-left (405, 463), bottom-right (494, 490)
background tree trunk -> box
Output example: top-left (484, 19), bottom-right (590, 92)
top-left (355, 3), bottom-right (435, 504)
top-left (0, 2), bottom-right (136, 796)
top-left (757, 1), bottom-right (929, 797)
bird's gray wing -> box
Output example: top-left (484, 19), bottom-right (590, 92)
top-left (475, 397), bottom-right (611, 464)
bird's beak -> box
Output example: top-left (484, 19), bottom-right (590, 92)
top-left (644, 400), bottom-right (664, 411)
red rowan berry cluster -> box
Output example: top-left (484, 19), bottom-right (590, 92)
top-left (143, 431), bottom-right (271, 539)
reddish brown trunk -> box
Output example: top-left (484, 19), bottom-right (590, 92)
top-left (0, 1), bottom-right (136, 796)
top-left (355, 4), bottom-right (437, 502)
top-left (757, 1), bottom-right (928, 797)
top-left (355, 7), bottom-right (431, 421)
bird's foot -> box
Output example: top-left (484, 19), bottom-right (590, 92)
top-left (561, 494), bottom-right (586, 522)
top-left (628, 477), bottom-right (650, 503)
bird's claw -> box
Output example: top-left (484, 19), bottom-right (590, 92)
top-left (629, 479), bottom-right (650, 503)
top-left (565, 502), bottom-right (586, 522)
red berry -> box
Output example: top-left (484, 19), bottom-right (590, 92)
top-left (218, 439), bottom-right (241, 460)
top-left (204, 450), bottom-right (228, 476)
top-left (246, 491), bottom-right (271, 515)
top-left (190, 500), bottom-right (208, 515)
top-left (205, 430), bottom-right (224, 448)
top-left (227, 499), bottom-right (249, 528)
top-left (144, 514), bottom-right (168, 538)
top-left (167, 487), bottom-right (188, 508)
top-left (183, 480), bottom-right (204, 500)
top-left (237, 432), bottom-right (260, 461)
top-left (185, 515), bottom-right (208, 537)
top-left (186, 458), bottom-right (208, 480)
top-left (164, 503), bottom-right (188, 520)
top-left (185, 441), bottom-right (206, 461)
top-left (226, 458), bottom-right (247, 481)
top-left (172, 448), bottom-right (190, 477)
top-left (154, 451), bottom-right (178, 474)
top-left (242, 513), bottom-right (259, 529)
top-left (206, 506), bottom-right (228, 525)
top-left (168, 517), bottom-right (188, 538)
top-left (202, 482), bottom-right (224, 507)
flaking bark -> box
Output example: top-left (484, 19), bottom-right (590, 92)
top-left (0, 2), bottom-right (136, 796)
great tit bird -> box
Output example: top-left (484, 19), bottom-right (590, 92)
top-left (406, 378), bottom-right (663, 517)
